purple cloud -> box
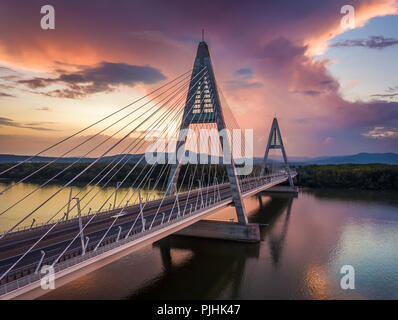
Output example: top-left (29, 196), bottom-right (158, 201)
top-left (331, 36), bottom-right (398, 49)
top-left (19, 62), bottom-right (166, 98)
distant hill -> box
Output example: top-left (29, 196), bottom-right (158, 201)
top-left (0, 153), bottom-right (225, 165)
top-left (0, 152), bottom-right (397, 165)
top-left (0, 154), bottom-right (139, 164)
top-left (301, 153), bottom-right (398, 165)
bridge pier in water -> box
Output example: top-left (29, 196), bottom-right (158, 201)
top-left (175, 220), bottom-right (260, 243)
top-left (165, 40), bottom-right (248, 226)
top-left (264, 185), bottom-right (299, 196)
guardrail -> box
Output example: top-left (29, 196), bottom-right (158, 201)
top-left (0, 172), bottom-right (295, 297)
top-left (0, 191), bottom-right (232, 297)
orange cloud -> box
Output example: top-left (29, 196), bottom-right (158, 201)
top-left (305, 0), bottom-right (398, 56)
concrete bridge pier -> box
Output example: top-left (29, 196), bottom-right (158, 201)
top-left (175, 220), bottom-right (260, 243)
top-left (263, 185), bottom-right (299, 196)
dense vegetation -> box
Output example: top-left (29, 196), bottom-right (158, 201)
top-left (1, 162), bottom-right (397, 190)
top-left (0, 162), bottom-right (228, 189)
top-left (296, 164), bottom-right (398, 190)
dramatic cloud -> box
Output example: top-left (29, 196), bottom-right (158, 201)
top-left (331, 36), bottom-right (398, 49)
top-left (0, 133), bottom-right (153, 156)
top-left (371, 93), bottom-right (398, 99)
top-left (259, 37), bottom-right (340, 97)
top-left (0, 0), bottom-right (397, 156)
top-left (234, 68), bottom-right (254, 78)
top-left (371, 86), bottom-right (398, 100)
top-left (0, 117), bottom-right (57, 131)
top-left (362, 126), bottom-right (398, 139)
top-left (387, 86), bottom-right (398, 92)
top-left (18, 62), bottom-right (166, 98)
top-left (226, 67), bottom-right (262, 90)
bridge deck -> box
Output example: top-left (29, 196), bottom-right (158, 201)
top-left (0, 173), bottom-right (296, 299)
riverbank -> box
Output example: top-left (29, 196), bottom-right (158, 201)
top-left (296, 164), bottom-right (398, 190)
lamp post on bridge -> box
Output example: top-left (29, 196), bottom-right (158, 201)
top-left (146, 178), bottom-right (153, 202)
top-left (113, 181), bottom-right (122, 210)
top-left (72, 197), bottom-right (85, 256)
top-left (65, 186), bottom-right (74, 221)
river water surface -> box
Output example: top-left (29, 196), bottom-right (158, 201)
top-left (2, 183), bottom-right (398, 299)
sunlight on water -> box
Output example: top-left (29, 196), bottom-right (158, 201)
top-left (1, 184), bottom-right (395, 300)
top-left (0, 182), bottom-right (163, 233)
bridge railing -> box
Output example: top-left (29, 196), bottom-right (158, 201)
top-left (0, 171), bottom-right (295, 297)
top-left (0, 187), bottom-right (232, 297)
top-left (3, 171), bottom-right (295, 237)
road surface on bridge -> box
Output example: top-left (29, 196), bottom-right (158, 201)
top-left (0, 174), bottom-right (293, 283)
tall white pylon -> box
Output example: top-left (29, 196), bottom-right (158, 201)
top-left (165, 40), bottom-right (248, 225)
top-left (260, 118), bottom-right (294, 188)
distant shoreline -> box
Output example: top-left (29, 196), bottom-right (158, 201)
top-left (0, 162), bottom-right (397, 191)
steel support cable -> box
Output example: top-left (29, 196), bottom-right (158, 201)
top-left (213, 98), bottom-right (241, 191)
top-left (0, 75), bottom-right (195, 220)
top-left (44, 86), bottom-right (187, 225)
top-left (181, 151), bottom-right (200, 215)
top-left (202, 123), bottom-right (214, 190)
top-left (160, 165), bottom-right (172, 192)
top-left (0, 69), bottom-right (206, 282)
top-left (0, 93), bottom-right (189, 280)
top-left (67, 75), bottom-right (196, 210)
top-left (209, 122), bottom-right (221, 200)
top-left (78, 89), bottom-right (191, 216)
top-left (217, 85), bottom-right (245, 161)
top-left (80, 97), bottom-right (185, 209)
top-left (217, 100), bottom-right (247, 188)
top-left (113, 71), bottom-right (211, 210)
top-left (99, 74), bottom-right (206, 214)
top-left (169, 106), bottom-right (206, 215)
top-left (0, 70), bottom-right (193, 177)
top-left (112, 81), bottom-right (204, 208)
top-left (0, 75), bottom-right (194, 218)
top-left (49, 68), bottom-right (208, 253)
top-left (184, 123), bottom-right (202, 190)
top-left (147, 85), bottom-right (210, 219)
top-left (165, 102), bottom-right (209, 223)
top-left (172, 89), bottom-right (209, 196)
top-left (0, 73), bottom-right (195, 196)
top-left (204, 125), bottom-right (214, 202)
top-left (179, 120), bottom-right (206, 215)
top-left (209, 123), bottom-right (220, 190)
top-left (0, 70), bottom-right (208, 280)
top-left (182, 158), bottom-right (199, 214)
top-left (59, 68), bottom-right (207, 214)
top-left (169, 124), bottom-right (210, 221)
top-left (0, 71), bottom-right (203, 238)
top-left (123, 82), bottom-right (208, 214)
top-left (49, 73), bottom-right (209, 268)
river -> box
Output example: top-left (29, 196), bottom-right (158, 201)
top-left (1, 183), bottom-right (397, 299)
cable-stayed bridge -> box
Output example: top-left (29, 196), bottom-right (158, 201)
top-left (0, 41), bottom-right (297, 299)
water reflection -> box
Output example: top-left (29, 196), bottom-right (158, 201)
top-left (127, 237), bottom-right (259, 299)
top-left (38, 188), bottom-right (398, 300)
top-left (127, 194), bottom-right (295, 299)
top-left (0, 182), bottom-right (161, 233)
top-left (257, 195), bottom-right (293, 267)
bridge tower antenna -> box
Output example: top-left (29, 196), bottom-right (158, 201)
top-left (165, 40), bottom-right (248, 225)
top-left (260, 117), bottom-right (294, 188)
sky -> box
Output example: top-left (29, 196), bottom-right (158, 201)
top-left (0, 0), bottom-right (398, 158)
